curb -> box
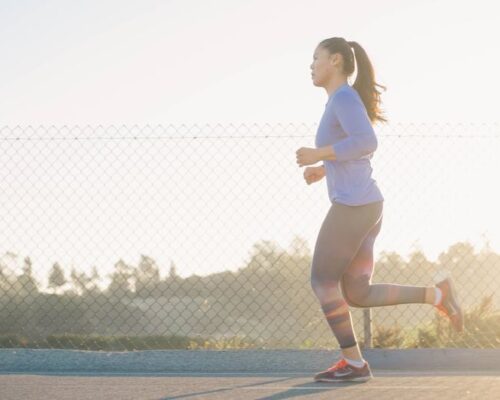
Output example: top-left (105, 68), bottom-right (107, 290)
top-left (1, 348), bottom-right (499, 374)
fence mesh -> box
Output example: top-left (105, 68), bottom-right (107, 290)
top-left (0, 123), bottom-right (499, 350)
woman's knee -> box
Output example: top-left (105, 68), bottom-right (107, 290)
top-left (341, 274), bottom-right (371, 307)
top-left (310, 256), bottom-right (351, 288)
top-left (340, 281), bottom-right (360, 307)
top-left (310, 279), bottom-right (341, 302)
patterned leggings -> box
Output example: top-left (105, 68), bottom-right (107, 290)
top-left (310, 200), bottom-right (427, 349)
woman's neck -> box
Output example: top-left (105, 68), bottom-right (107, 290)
top-left (325, 77), bottom-right (349, 98)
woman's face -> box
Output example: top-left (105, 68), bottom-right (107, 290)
top-left (310, 46), bottom-right (338, 87)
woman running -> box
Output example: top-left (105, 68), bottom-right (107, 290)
top-left (295, 37), bottom-right (464, 383)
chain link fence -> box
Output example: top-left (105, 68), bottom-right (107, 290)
top-left (0, 123), bottom-right (499, 350)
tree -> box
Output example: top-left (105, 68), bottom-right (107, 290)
top-left (438, 242), bottom-right (475, 269)
top-left (245, 240), bottom-right (282, 273)
top-left (18, 256), bottom-right (39, 296)
top-left (48, 262), bottom-right (66, 294)
top-left (289, 235), bottom-right (311, 258)
top-left (70, 267), bottom-right (92, 295)
top-left (107, 259), bottom-right (134, 299)
top-left (88, 266), bottom-right (101, 292)
top-left (134, 255), bottom-right (160, 297)
top-left (0, 259), bottom-right (14, 294)
top-left (169, 260), bottom-right (179, 279)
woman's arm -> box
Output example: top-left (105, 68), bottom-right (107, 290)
top-left (318, 90), bottom-right (378, 162)
top-left (316, 145), bottom-right (336, 161)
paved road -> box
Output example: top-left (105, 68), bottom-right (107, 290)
top-left (2, 348), bottom-right (500, 399)
top-left (2, 370), bottom-right (500, 400)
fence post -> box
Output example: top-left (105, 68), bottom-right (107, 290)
top-left (363, 308), bottom-right (373, 349)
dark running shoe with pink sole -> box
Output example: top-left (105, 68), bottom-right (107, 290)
top-left (313, 358), bottom-right (373, 383)
top-left (435, 276), bottom-right (464, 333)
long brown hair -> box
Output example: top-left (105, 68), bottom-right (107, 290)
top-left (319, 37), bottom-right (387, 123)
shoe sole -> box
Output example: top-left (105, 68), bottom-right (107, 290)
top-left (314, 375), bottom-right (373, 383)
top-left (437, 278), bottom-right (464, 332)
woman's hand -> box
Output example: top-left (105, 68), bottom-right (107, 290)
top-left (296, 147), bottom-right (321, 167)
top-left (303, 166), bottom-right (326, 185)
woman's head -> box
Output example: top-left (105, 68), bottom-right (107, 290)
top-left (310, 37), bottom-right (387, 123)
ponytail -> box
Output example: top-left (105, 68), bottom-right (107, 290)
top-left (347, 41), bottom-right (387, 123)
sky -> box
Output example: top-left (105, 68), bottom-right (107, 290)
top-left (0, 0), bottom-right (499, 288)
top-left (2, 0), bottom-right (500, 125)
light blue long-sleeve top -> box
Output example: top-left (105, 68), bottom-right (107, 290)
top-left (315, 82), bottom-right (384, 206)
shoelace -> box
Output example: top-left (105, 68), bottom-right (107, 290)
top-left (327, 358), bottom-right (348, 372)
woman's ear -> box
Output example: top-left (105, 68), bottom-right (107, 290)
top-left (329, 53), bottom-right (340, 67)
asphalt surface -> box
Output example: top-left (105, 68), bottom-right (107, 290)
top-left (2, 370), bottom-right (500, 400)
top-left (2, 348), bottom-right (500, 399)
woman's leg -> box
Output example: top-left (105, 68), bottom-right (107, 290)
top-left (310, 200), bottom-right (383, 350)
top-left (337, 215), bottom-right (438, 361)
top-left (340, 215), bottom-right (432, 308)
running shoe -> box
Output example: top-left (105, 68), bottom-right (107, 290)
top-left (313, 358), bottom-right (373, 382)
top-left (435, 277), bottom-right (464, 333)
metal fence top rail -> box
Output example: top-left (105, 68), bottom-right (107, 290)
top-left (1, 122), bottom-right (499, 141)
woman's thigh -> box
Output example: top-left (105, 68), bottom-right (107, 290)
top-left (339, 216), bottom-right (383, 304)
top-left (311, 200), bottom-right (383, 284)
top-left (344, 214), bottom-right (383, 279)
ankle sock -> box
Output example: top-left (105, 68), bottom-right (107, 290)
top-left (434, 287), bottom-right (442, 306)
top-left (344, 357), bottom-right (366, 368)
